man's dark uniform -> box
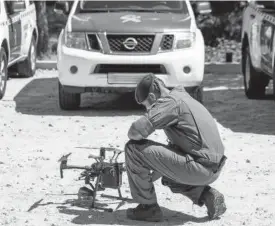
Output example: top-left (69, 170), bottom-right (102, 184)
top-left (125, 85), bottom-right (226, 205)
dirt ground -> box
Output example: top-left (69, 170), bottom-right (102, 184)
top-left (0, 69), bottom-right (275, 226)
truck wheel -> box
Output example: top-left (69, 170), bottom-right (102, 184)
top-left (16, 36), bottom-right (37, 77)
top-left (0, 47), bottom-right (8, 100)
top-left (190, 86), bottom-right (203, 104)
top-left (58, 82), bottom-right (81, 110)
top-left (243, 46), bottom-right (269, 99)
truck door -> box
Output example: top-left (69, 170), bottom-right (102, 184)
top-left (260, 18), bottom-right (274, 75)
top-left (20, 0), bottom-right (36, 57)
top-left (4, 0), bottom-right (24, 61)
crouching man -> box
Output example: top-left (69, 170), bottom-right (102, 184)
top-left (125, 74), bottom-right (227, 222)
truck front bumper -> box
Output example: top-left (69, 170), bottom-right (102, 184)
top-left (57, 38), bottom-right (205, 93)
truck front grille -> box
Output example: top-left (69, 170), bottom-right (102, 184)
top-left (94, 64), bottom-right (167, 74)
top-left (160, 34), bottom-right (174, 51)
top-left (107, 35), bottom-right (155, 53)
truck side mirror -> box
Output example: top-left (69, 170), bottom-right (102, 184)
top-left (195, 1), bottom-right (212, 15)
top-left (54, 1), bottom-right (70, 15)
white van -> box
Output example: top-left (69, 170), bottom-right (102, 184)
top-left (0, 0), bottom-right (38, 100)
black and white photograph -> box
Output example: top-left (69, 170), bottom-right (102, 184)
top-left (0, 0), bottom-right (274, 225)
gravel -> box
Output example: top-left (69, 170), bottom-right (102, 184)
top-left (0, 70), bottom-right (274, 226)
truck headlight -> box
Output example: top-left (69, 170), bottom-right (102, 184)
top-left (174, 32), bottom-right (195, 49)
top-left (64, 31), bottom-right (88, 50)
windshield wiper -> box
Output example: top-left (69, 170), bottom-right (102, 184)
top-left (80, 9), bottom-right (110, 13)
top-left (81, 8), bottom-right (167, 13)
top-left (112, 9), bottom-right (163, 13)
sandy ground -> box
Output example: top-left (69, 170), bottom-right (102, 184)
top-left (0, 70), bottom-right (275, 226)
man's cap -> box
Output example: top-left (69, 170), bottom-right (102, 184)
top-left (135, 73), bottom-right (156, 104)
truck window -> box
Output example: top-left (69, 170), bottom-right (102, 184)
top-left (4, 0), bottom-right (26, 15)
top-left (77, 0), bottom-right (189, 15)
top-left (254, 1), bottom-right (275, 10)
top-left (4, 1), bottom-right (12, 15)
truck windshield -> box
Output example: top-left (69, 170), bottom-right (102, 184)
top-left (78, 1), bottom-right (189, 14)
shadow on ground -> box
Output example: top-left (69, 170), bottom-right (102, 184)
top-left (27, 197), bottom-right (209, 225)
top-left (57, 204), bottom-right (209, 225)
top-left (13, 73), bottom-right (275, 135)
top-left (13, 77), bottom-right (143, 117)
top-left (202, 72), bottom-right (244, 89)
top-left (204, 89), bottom-right (275, 135)
top-left (203, 73), bottom-right (275, 136)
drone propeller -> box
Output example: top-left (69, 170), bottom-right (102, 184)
top-left (110, 150), bottom-right (123, 163)
top-left (102, 147), bottom-right (123, 153)
top-left (88, 154), bottom-right (103, 161)
top-left (58, 152), bottom-right (72, 162)
top-left (75, 147), bottom-right (124, 153)
top-left (58, 153), bottom-right (72, 179)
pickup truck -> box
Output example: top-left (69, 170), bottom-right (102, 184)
top-left (242, 0), bottom-right (275, 99)
top-left (55, 0), bottom-right (211, 110)
top-left (0, 0), bottom-right (38, 100)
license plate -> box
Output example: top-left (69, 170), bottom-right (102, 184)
top-left (107, 73), bottom-right (148, 84)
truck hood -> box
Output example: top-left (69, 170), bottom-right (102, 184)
top-left (70, 12), bottom-right (191, 33)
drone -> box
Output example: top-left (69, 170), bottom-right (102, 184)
top-left (58, 146), bottom-right (132, 212)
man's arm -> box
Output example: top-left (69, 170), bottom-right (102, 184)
top-left (127, 97), bottom-right (179, 140)
top-left (128, 116), bottom-right (154, 140)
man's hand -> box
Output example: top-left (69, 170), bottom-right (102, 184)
top-left (151, 171), bottom-right (162, 182)
top-left (127, 116), bottom-right (154, 141)
top-left (128, 126), bottom-right (144, 140)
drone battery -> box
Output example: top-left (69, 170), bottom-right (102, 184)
top-left (101, 163), bottom-right (123, 189)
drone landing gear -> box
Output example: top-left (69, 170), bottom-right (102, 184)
top-left (101, 188), bottom-right (133, 203)
top-left (59, 148), bottom-right (134, 213)
top-left (78, 174), bottom-right (132, 212)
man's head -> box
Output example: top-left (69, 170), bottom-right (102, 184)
top-left (135, 74), bottom-right (170, 110)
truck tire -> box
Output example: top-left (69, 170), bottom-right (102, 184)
top-left (16, 36), bottom-right (37, 77)
top-left (58, 82), bottom-right (81, 110)
top-left (0, 47), bottom-right (8, 100)
top-left (243, 46), bottom-right (269, 99)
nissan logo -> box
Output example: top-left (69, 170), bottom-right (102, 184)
top-left (123, 37), bottom-right (138, 50)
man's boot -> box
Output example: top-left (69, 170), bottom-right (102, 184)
top-left (200, 186), bottom-right (227, 220)
top-left (126, 203), bottom-right (163, 222)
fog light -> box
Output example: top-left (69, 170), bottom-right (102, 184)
top-left (70, 65), bottom-right (78, 74)
top-left (183, 66), bottom-right (191, 74)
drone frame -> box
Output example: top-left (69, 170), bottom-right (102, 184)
top-left (58, 147), bottom-right (133, 212)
